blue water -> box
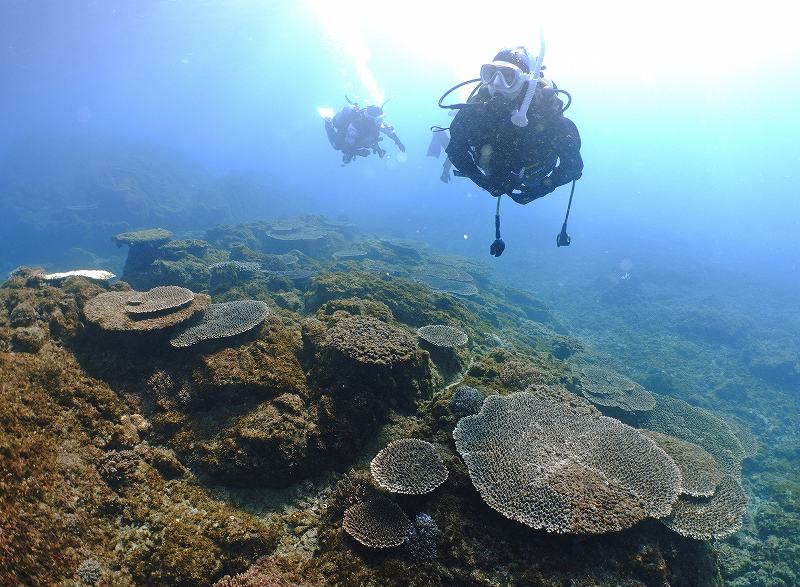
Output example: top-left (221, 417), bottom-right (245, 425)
top-left (2, 1), bottom-right (798, 284)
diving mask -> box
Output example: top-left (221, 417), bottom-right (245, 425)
top-left (363, 105), bottom-right (385, 121)
top-left (480, 61), bottom-right (528, 96)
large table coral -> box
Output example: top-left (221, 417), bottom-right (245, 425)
top-left (454, 391), bottom-right (682, 534)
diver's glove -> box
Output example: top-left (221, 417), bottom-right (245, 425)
top-left (396, 141), bottom-right (406, 152)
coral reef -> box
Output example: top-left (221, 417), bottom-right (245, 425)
top-left (663, 474), bottom-right (748, 540)
top-left (448, 385), bottom-right (485, 419)
top-left (83, 289), bottom-right (210, 332)
top-left (416, 324), bottom-right (469, 348)
top-left (454, 392), bottom-right (681, 533)
top-left (343, 497), bottom-right (413, 548)
top-left (370, 438), bottom-right (448, 494)
top-left (578, 364), bottom-right (656, 412)
top-left (126, 285), bottom-right (194, 314)
top-left (170, 300), bottom-right (270, 347)
top-left (3, 219), bottom-right (777, 586)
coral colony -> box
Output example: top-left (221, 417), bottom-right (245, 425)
top-left (0, 216), bottom-right (760, 586)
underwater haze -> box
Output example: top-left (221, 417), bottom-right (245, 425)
top-left (2, 1), bottom-right (799, 586)
top-left (2, 1), bottom-right (799, 276)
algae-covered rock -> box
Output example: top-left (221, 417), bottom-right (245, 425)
top-left (113, 228), bottom-right (174, 289)
top-left (159, 238), bottom-right (210, 260)
top-left (150, 258), bottom-right (211, 292)
top-left (9, 301), bottom-right (39, 326)
top-left (305, 271), bottom-right (485, 335)
top-left (0, 342), bottom-right (280, 587)
top-left (304, 314), bottom-right (433, 462)
top-left (263, 227), bottom-right (344, 258)
top-left (316, 297), bottom-right (394, 323)
top-left (11, 324), bottom-right (47, 352)
top-left (191, 318), bottom-right (308, 403)
top-left (113, 228), bottom-right (173, 247)
top-left (199, 393), bottom-right (313, 486)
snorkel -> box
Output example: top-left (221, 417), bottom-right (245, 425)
top-left (510, 27), bottom-right (546, 127)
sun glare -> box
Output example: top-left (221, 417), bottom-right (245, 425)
top-left (306, 0), bottom-right (798, 93)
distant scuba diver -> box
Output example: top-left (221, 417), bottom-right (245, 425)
top-left (437, 40), bottom-right (583, 256)
top-left (322, 97), bottom-right (406, 165)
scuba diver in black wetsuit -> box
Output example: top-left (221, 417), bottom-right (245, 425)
top-left (323, 98), bottom-right (406, 165)
top-left (438, 42), bottom-right (583, 256)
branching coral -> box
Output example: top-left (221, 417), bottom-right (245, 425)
top-left (448, 385), bottom-right (485, 419)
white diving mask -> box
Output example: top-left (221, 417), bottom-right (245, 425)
top-left (480, 61), bottom-right (529, 97)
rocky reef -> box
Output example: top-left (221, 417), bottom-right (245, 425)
top-left (1, 219), bottom-right (770, 586)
